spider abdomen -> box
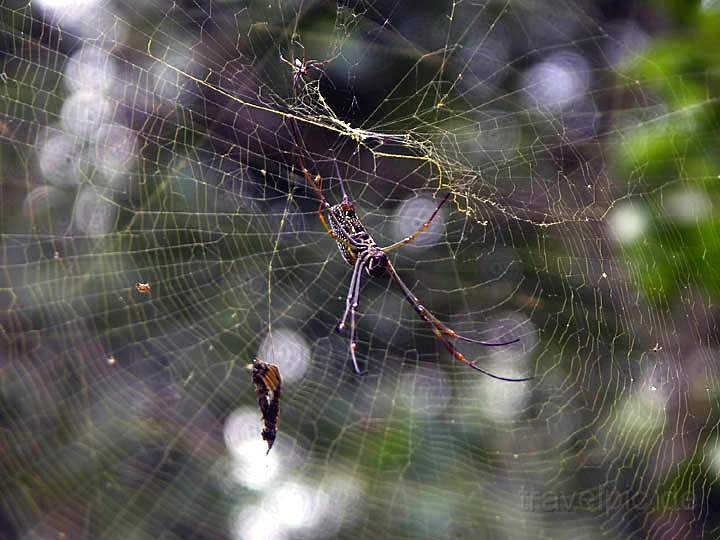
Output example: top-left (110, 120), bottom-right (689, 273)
top-left (328, 202), bottom-right (380, 266)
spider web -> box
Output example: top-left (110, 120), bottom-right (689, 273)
top-left (1, 1), bottom-right (718, 539)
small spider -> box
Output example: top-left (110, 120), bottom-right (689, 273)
top-left (299, 159), bottom-right (533, 382)
top-left (280, 42), bottom-right (337, 88)
top-left (134, 282), bottom-right (151, 294)
top-left (247, 358), bottom-right (282, 454)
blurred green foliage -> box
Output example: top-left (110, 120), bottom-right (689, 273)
top-left (618, 4), bottom-right (720, 301)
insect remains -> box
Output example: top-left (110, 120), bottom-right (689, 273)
top-left (298, 157), bottom-right (533, 382)
top-left (134, 282), bottom-right (151, 294)
top-left (248, 358), bottom-right (282, 454)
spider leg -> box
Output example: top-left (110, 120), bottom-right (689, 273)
top-left (300, 167), bottom-right (334, 236)
top-left (348, 264), bottom-right (366, 375)
top-left (382, 192), bottom-right (452, 253)
top-left (288, 120), bottom-right (334, 237)
top-left (385, 258), bottom-right (518, 346)
top-left (331, 157), bottom-right (349, 202)
top-left (385, 259), bottom-right (531, 381)
top-left (279, 50), bottom-right (295, 69)
top-left (410, 297), bottom-right (520, 347)
top-left (307, 62), bottom-right (336, 89)
top-left (338, 252), bottom-right (367, 332)
top-left (337, 253), bottom-right (369, 374)
top-left (425, 313), bottom-right (520, 346)
top-left (292, 39), bottom-right (306, 58)
top-left (280, 50), bottom-right (302, 88)
top-left (430, 326), bottom-right (533, 382)
top-left (307, 51), bottom-right (340, 73)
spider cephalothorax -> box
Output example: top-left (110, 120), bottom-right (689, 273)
top-left (364, 251), bottom-right (389, 278)
top-left (325, 201), bottom-right (390, 277)
top-left (295, 154), bottom-right (533, 382)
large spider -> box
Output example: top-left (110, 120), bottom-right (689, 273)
top-left (280, 42), bottom-right (337, 88)
top-left (300, 159), bottom-right (533, 382)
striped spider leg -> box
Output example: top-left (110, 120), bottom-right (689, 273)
top-left (301, 159), bottom-right (533, 382)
